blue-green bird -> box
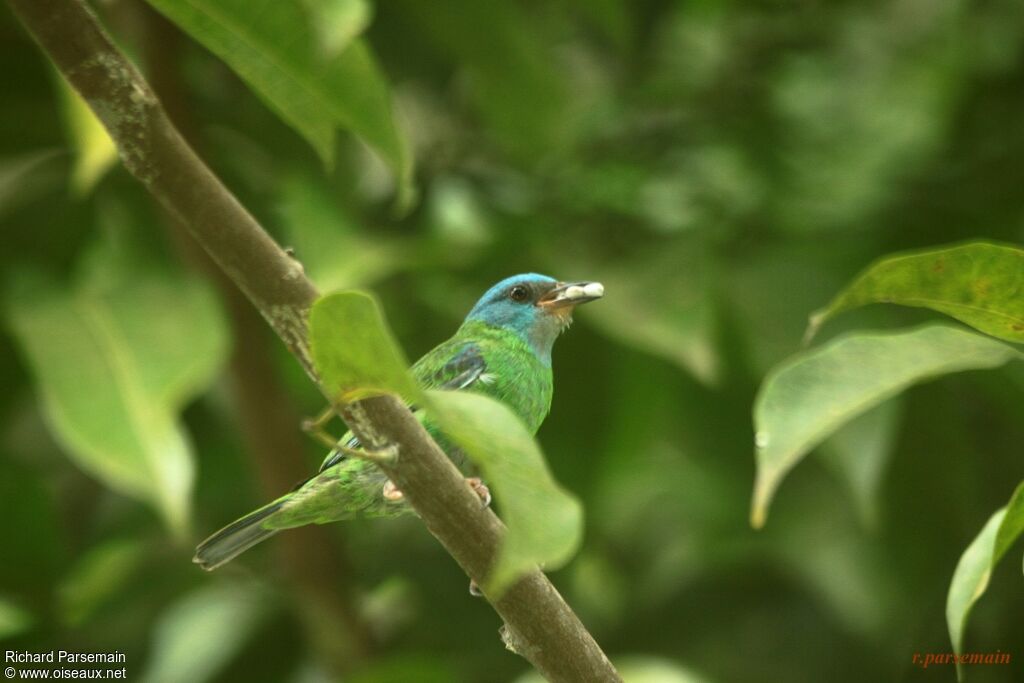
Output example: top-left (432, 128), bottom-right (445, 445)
top-left (194, 274), bottom-right (604, 570)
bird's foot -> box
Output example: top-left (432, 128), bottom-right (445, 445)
top-left (466, 477), bottom-right (492, 508)
top-left (301, 405), bottom-right (342, 450)
top-left (382, 479), bottom-right (404, 502)
top-left (340, 443), bottom-right (399, 466)
top-left (469, 579), bottom-right (484, 597)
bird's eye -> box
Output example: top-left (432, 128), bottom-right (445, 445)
top-left (509, 285), bottom-right (530, 302)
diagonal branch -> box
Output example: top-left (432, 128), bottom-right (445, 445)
top-left (7, 0), bottom-right (622, 681)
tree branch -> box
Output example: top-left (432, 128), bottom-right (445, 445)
top-left (8, 1), bottom-right (622, 680)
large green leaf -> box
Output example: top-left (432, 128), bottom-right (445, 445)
top-left (308, 291), bottom-right (421, 404)
top-left (140, 584), bottom-right (268, 683)
top-left (751, 324), bottom-right (1021, 528)
top-left (308, 291), bottom-right (584, 595)
top-left (144, 0), bottom-right (412, 203)
top-left (947, 481), bottom-right (1024, 681)
top-left (5, 253), bottom-right (229, 535)
top-left (807, 242), bottom-right (1024, 344)
top-left (427, 390), bottom-right (583, 594)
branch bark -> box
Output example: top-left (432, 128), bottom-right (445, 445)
top-left (8, 1), bottom-right (622, 680)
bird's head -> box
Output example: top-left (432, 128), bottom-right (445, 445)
top-left (464, 273), bottom-right (604, 363)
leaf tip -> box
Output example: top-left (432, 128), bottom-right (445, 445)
top-left (803, 309), bottom-right (827, 347)
top-left (749, 505), bottom-right (767, 530)
top-left (750, 468), bottom-right (776, 530)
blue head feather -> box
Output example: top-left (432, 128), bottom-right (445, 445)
top-left (464, 273), bottom-right (566, 365)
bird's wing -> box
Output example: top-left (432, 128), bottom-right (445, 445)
top-left (419, 342), bottom-right (488, 391)
top-left (317, 342), bottom-right (488, 473)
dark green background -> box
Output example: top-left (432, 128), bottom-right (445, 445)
top-left (2, 1), bottom-right (1023, 681)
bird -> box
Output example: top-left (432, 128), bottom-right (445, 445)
top-left (193, 274), bottom-right (604, 570)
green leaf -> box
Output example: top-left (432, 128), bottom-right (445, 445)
top-left (309, 291), bottom-right (421, 403)
top-left (54, 76), bottom-right (117, 196)
top-left (309, 291), bottom-right (584, 595)
top-left (304, 0), bottom-right (372, 59)
top-left (4, 251), bottom-right (229, 535)
top-left (143, 0), bottom-right (412, 202)
top-left (0, 597), bottom-right (34, 640)
top-left (426, 390), bottom-right (583, 595)
top-left (140, 584), bottom-right (268, 683)
top-left (752, 324), bottom-right (1021, 528)
top-left (947, 481), bottom-right (1024, 680)
top-left (807, 242), bottom-right (1024, 344)
top-left (58, 538), bottom-right (147, 626)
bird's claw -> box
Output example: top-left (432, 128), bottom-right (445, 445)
top-left (466, 477), bottom-right (491, 508)
top-left (469, 579), bottom-right (483, 597)
top-left (382, 479), bottom-right (404, 502)
top-left (345, 443), bottom-right (399, 466)
top-left (301, 405), bottom-right (341, 449)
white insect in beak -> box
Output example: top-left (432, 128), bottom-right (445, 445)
top-left (539, 280), bottom-right (604, 309)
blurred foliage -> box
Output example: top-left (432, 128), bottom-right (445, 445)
top-left (2, 0), bottom-right (1024, 682)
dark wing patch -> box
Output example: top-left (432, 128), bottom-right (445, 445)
top-left (318, 433), bottom-right (360, 473)
top-left (432, 343), bottom-right (488, 391)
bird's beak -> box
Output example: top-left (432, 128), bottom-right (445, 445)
top-left (538, 281), bottom-right (605, 309)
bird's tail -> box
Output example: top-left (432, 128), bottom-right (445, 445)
top-left (193, 500), bottom-right (284, 571)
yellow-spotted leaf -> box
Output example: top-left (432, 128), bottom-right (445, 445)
top-left (947, 481), bottom-right (1024, 681)
top-left (807, 242), bottom-right (1024, 344)
top-left (426, 390), bottom-right (583, 596)
top-left (752, 324), bottom-right (1021, 528)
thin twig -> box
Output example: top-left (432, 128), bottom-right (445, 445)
top-left (7, 1), bottom-right (622, 680)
